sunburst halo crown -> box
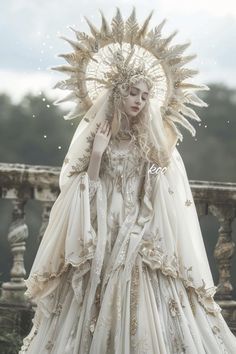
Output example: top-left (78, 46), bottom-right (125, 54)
top-left (52, 7), bottom-right (209, 141)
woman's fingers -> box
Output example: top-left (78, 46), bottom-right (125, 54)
top-left (102, 121), bottom-right (108, 133)
top-left (107, 125), bottom-right (111, 137)
top-left (93, 119), bottom-right (111, 156)
top-left (98, 120), bottom-right (110, 135)
top-left (98, 121), bottom-right (105, 133)
top-left (104, 122), bottom-right (111, 136)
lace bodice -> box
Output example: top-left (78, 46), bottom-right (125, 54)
top-left (101, 138), bottom-right (145, 178)
top-left (99, 138), bottom-right (147, 212)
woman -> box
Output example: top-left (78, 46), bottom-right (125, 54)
top-left (20, 9), bottom-right (236, 353)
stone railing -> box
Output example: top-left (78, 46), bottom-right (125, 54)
top-left (192, 179), bottom-right (236, 330)
top-left (0, 162), bottom-right (236, 332)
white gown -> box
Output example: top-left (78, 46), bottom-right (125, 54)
top-left (20, 138), bottom-right (236, 354)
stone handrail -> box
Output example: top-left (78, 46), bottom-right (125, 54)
top-left (0, 163), bottom-right (60, 302)
top-left (0, 162), bottom-right (236, 323)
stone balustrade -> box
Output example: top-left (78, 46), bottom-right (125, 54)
top-left (0, 162), bottom-right (236, 334)
top-left (0, 163), bottom-right (60, 302)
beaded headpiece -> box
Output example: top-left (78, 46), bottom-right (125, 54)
top-left (52, 8), bottom-right (209, 141)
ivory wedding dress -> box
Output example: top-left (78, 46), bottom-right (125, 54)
top-left (20, 137), bottom-right (236, 354)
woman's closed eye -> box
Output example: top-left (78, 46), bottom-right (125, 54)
top-left (130, 87), bottom-right (139, 96)
top-left (130, 88), bottom-right (148, 101)
top-left (142, 94), bottom-right (148, 101)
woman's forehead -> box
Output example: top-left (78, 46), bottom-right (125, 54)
top-left (131, 81), bottom-right (149, 94)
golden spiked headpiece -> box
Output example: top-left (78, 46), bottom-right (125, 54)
top-left (52, 8), bottom-right (209, 141)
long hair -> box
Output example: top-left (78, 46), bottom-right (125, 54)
top-left (109, 79), bottom-right (160, 165)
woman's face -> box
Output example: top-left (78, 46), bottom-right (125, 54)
top-left (123, 80), bottom-right (149, 118)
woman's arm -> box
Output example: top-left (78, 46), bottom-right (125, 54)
top-left (87, 151), bottom-right (103, 181)
top-left (87, 120), bottom-right (111, 181)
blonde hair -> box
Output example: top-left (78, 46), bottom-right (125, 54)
top-left (110, 79), bottom-right (159, 164)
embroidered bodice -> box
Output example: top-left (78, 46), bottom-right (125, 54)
top-left (99, 138), bottom-right (147, 211)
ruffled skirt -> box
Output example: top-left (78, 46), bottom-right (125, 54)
top-left (20, 254), bottom-right (236, 354)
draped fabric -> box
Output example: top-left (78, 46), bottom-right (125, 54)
top-left (20, 137), bottom-right (236, 353)
top-left (59, 89), bottom-right (177, 190)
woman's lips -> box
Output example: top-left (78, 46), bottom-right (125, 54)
top-left (131, 106), bottom-right (139, 112)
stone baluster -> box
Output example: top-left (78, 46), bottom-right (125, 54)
top-left (209, 203), bottom-right (236, 325)
top-left (38, 201), bottom-right (54, 243)
top-left (195, 200), bottom-right (208, 218)
top-left (1, 198), bottom-right (29, 302)
top-left (209, 204), bottom-right (235, 300)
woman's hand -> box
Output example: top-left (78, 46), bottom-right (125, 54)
top-left (92, 120), bottom-right (111, 156)
top-left (87, 121), bottom-right (111, 181)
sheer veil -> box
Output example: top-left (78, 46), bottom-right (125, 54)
top-left (59, 89), bottom-right (178, 189)
top-left (24, 88), bottom-right (220, 319)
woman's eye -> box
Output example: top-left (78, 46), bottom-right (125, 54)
top-left (130, 88), bottom-right (148, 100)
top-left (130, 88), bottom-right (139, 96)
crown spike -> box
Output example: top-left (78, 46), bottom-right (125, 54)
top-left (125, 8), bottom-right (139, 45)
top-left (136, 10), bottom-right (154, 41)
top-left (183, 92), bottom-right (208, 107)
top-left (159, 30), bottom-right (179, 50)
top-left (99, 10), bottom-right (111, 37)
top-left (84, 16), bottom-right (100, 38)
top-left (169, 109), bottom-right (196, 136)
top-left (53, 7), bottom-right (209, 137)
top-left (51, 65), bottom-right (77, 74)
top-left (179, 104), bottom-right (201, 121)
top-left (156, 18), bottom-right (167, 34)
top-left (111, 7), bottom-right (124, 44)
top-left (59, 36), bottom-right (86, 52)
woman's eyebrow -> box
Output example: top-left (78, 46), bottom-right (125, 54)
top-left (132, 86), bottom-right (149, 95)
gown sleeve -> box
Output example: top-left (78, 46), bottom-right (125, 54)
top-left (88, 178), bottom-right (101, 201)
top-left (24, 172), bottom-right (97, 303)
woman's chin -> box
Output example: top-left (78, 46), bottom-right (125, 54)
top-left (128, 111), bottom-right (139, 118)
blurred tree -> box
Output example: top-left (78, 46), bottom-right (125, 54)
top-left (178, 83), bottom-right (236, 182)
top-left (0, 93), bottom-right (76, 167)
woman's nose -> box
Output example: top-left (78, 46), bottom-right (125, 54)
top-left (135, 95), bottom-right (141, 105)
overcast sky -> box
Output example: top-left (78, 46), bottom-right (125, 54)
top-left (1, 0), bottom-right (236, 103)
